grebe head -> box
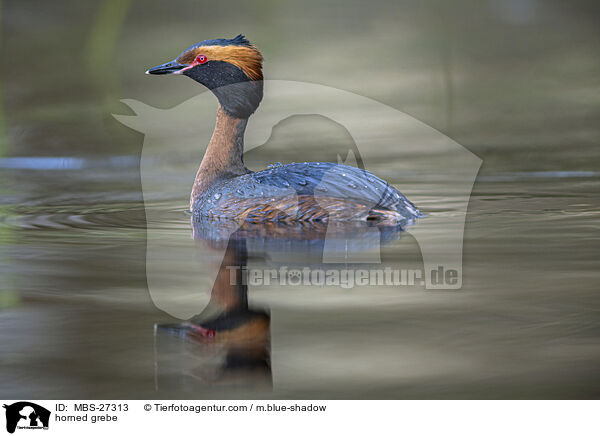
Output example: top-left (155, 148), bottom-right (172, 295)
top-left (147, 34), bottom-right (263, 119)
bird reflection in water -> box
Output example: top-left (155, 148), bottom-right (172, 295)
top-left (154, 216), bottom-right (412, 391)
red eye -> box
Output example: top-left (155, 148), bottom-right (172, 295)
top-left (195, 55), bottom-right (208, 64)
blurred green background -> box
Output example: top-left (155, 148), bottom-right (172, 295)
top-left (2, 0), bottom-right (599, 166)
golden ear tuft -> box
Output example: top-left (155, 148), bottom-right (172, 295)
top-left (177, 45), bottom-right (263, 81)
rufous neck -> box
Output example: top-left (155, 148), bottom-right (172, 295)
top-left (190, 106), bottom-right (249, 206)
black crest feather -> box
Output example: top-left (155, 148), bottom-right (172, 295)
top-left (187, 34), bottom-right (253, 51)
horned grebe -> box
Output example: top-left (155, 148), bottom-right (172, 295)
top-left (147, 35), bottom-right (420, 223)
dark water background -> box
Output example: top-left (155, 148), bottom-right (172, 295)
top-left (1, 0), bottom-right (599, 398)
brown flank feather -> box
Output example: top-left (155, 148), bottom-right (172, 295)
top-left (204, 194), bottom-right (405, 224)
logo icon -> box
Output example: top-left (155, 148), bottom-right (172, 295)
top-left (3, 402), bottom-right (50, 434)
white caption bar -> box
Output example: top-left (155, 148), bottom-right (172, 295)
top-left (0, 400), bottom-right (597, 436)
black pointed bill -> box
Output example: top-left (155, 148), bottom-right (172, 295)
top-left (146, 60), bottom-right (187, 75)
